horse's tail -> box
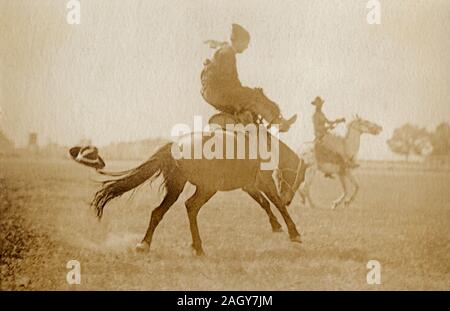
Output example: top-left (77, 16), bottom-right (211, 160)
top-left (92, 142), bottom-right (176, 218)
top-left (96, 168), bottom-right (136, 177)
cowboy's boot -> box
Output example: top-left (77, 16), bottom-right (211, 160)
top-left (275, 114), bottom-right (298, 132)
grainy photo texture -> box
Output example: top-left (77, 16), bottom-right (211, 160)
top-left (0, 0), bottom-right (449, 291)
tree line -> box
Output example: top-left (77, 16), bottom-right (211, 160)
top-left (387, 122), bottom-right (450, 160)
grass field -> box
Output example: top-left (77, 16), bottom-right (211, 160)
top-left (1, 158), bottom-right (449, 290)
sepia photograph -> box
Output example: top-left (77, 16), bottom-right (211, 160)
top-left (0, 0), bottom-right (449, 295)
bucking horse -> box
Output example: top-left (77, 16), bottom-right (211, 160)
top-left (90, 114), bottom-right (306, 256)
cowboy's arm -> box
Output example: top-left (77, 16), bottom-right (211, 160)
top-left (324, 118), bottom-right (334, 126)
top-left (325, 116), bottom-right (345, 126)
top-left (204, 40), bottom-right (228, 49)
top-left (333, 117), bottom-right (346, 124)
top-left (322, 114), bottom-right (337, 128)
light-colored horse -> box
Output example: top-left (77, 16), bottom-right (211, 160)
top-left (297, 115), bottom-right (382, 209)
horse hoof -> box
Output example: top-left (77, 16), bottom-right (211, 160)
top-left (193, 249), bottom-right (205, 257)
top-left (272, 226), bottom-right (283, 233)
top-left (135, 242), bottom-right (150, 253)
top-left (196, 250), bottom-right (205, 257)
top-left (290, 235), bottom-right (302, 243)
top-left (191, 245), bottom-right (205, 256)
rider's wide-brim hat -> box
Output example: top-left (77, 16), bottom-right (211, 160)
top-left (69, 145), bottom-right (105, 170)
top-left (311, 96), bottom-right (325, 106)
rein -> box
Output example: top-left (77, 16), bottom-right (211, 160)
top-left (276, 160), bottom-right (303, 196)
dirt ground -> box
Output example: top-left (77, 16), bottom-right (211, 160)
top-left (0, 158), bottom-right (449, 290)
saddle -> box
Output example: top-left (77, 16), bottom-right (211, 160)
top-left (314, 133), bottom-right (347, 167)
top-left (314, 143), bottom-right (345, 166)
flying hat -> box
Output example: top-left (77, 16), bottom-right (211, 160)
top-left (231, 23), bottom-right (250, 42)
top-left (311, 96), bottom-right (325, 106)
top-left (69, 145), bottom-right (105, 170)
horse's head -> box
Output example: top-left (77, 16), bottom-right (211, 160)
top-left (349, 115), bottom-right (382, 136)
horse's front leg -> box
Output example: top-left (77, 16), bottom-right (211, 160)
top-left (331, 174), bottom-right (348, 210)
top-left (257, 173), bottom-right (301, 243)
top-left (244, 187), bottom-right (283, 233)
top-left (298, 188), bottom-right (306, 204)
top-left (301, 166), bottom-right (318, 209)
top-left (344, 171), bottom-right (359, 207)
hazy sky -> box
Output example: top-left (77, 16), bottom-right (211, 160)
top-left (1, 0), bottom-right (449, 159)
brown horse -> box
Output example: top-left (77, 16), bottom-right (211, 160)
top-left (92, 129), bottom-right (306, 255)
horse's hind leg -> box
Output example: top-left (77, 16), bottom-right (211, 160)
top-left (331, 174), bottom-right (347, 210)
top-left (344, 171), bottom-right (359, 207)
top-left (185, 187), bottom-right (216, 256)
top-left (244, 188), bottom-right (282, 232)
top-left (257, 173), bottom-right (301, 243)
top-left (302, 167), bottom-right (318, 209)
top-left (136, 178), bottom-right (186, 252)
top-left (298, 188), bottom-right (306, 205)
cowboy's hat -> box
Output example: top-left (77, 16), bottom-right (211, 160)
top-left (311, 96), bottom-right (325, 106)
top-left (69, 145), bottom-right (105, 170)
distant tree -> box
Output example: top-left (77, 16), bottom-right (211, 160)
top-left (387, 124), bottom-right (431, 160)
top-left (430, 122), bottom-right (450, 156)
